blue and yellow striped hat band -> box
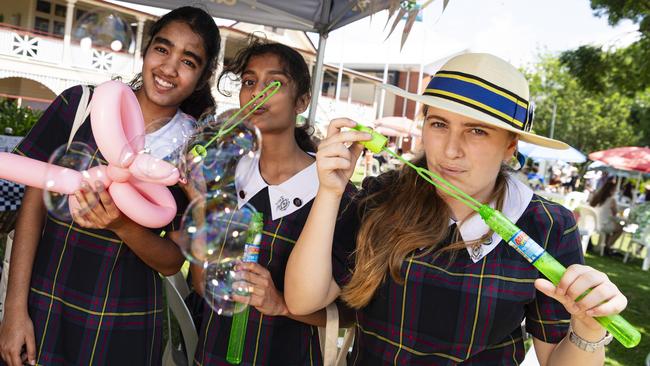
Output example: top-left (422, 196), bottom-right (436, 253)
top-left (424, 70), bottom-right (534, 132)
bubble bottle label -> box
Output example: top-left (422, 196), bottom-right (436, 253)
top-left (508, 230), bottom-right (545, 263)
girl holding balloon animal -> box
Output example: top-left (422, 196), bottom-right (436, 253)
top-left (0, 7), bottom-right (220, 366)
top-left (189, 39), bottom-right (356, 365)
top-left (286, 53), bottom-right (629, 365)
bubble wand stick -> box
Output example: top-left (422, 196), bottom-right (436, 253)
top-left (352, 124), bottom-right (641, 348)
top-left (186, 81), bottom-right (280, 364)
top-left (226, 212), bottom-right (264, 364)
top-left (190, 81), bottom-right (281, 158)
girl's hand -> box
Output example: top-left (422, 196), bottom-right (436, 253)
top-left (535, 264), bottom-right (627, 335)
top-left (316, 118), bottom-right (371, 196)
top-left (233, 262), bottom-right (288, 317)
top-left (0, 309), bottom-right (36, 366)
top-left (72, 181), bottom-right (128, 232)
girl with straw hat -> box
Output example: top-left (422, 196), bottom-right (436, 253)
top-left (285, 53), bottom-right (627, 364)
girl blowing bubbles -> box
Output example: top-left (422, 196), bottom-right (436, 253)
top-left (286, 53), bottom-right (627, 365)
top-left (191, 39), bottom-right (356, 365)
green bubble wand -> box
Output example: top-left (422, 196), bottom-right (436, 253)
top-left (226, 212), bottom-right (264, 364)
top-left (352, 124), bottom-right (641, 348)
top-left (190, 81), bottom-right (281, 158)
top-left (187, 82), bottom-right (280, 363)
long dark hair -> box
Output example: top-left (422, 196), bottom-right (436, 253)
top-left (218, 37), bottom-right (316, 153)
top-left (130, 6), bottom-right (221, 119)
top-left (590, 178), bottom-right (617, 207)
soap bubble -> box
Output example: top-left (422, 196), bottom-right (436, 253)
top-left (182, 113), bottom-right (260, 195)
top-left (179, 191), bottom-right (262, 316)
top-left (73, 10), bottom-right (134, 52)
top-left (44, 142), bottom-right (99, 221)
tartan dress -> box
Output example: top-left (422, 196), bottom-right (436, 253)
top-left (193, 173), bottom-right (356, 366)
top-left (13, 86), bottom-right (186, 365)
top-left (337, 175), bottom-right (584, 365)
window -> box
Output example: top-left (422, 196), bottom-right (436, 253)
top-left (33, 0), bottom-right (67, 36)
top-left (34, 17), bottom-right (49, 33)
top-left (53, 21), bottom-right (65, 36)
top-left (55, 4), bottom-right (66, 17)
top-left (36, 1), bottom-right (51, 14)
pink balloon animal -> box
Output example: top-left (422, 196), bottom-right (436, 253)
top-left (0, 81), bottom-right (180, 228)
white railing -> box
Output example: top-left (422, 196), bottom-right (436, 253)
top-left (0, 25), bottom-right (136, 77)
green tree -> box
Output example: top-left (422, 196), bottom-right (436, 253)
top-left (524, 55), bottom-right (639, 154)
top-left (0, 98), bottom-right (43, 136)
top-left (558, 1), bottom-right (650, 146)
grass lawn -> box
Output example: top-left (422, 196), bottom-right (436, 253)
top-left (584, 250), bottom-right (650, 365)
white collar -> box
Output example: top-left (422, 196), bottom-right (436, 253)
top-left (454, 174), bottom-right (533, 262)
top-left (235, 153), bottom-right (319, 220)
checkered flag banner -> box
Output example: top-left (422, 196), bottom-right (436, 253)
top-left (0, 178), bottom-right (24, 212)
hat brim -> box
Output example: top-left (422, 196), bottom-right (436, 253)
top-left (381, 84), bottom-right (569, 150)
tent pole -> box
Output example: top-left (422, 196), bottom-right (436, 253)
top-left (308, 33), bottom-right (327, 125)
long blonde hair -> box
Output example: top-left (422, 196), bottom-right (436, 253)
top-left (341, 156), bottom-right (509, 309)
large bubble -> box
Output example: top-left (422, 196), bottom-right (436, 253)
top-left (73, 10), bottom-right (134, 52)
top-left (182, 112), bottom-right (260, 196)
top-left (180, 191), bottom-right (262, 316)
top-left (44, 142), bottom-right (98, 221)
top-left (179, 191), bottom-right (257, 264)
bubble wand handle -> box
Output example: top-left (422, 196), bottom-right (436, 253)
top-left (352, 124), bottom-right (641, 348)
top-left (480, 207), bottom-right (640, 348)
top-left (226, 212), bottom-right (264, 364)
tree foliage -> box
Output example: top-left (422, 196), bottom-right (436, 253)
top-left (524, 55), bottom-right (639, 154)
top-left (558, 0), bottom-right (650, 147)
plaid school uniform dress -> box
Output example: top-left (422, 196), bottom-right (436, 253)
top-left (193, 157), bottom-right (356, 366)
top-left (13, 85), bottom-right (188, 365)
top-left (336, 174), bottom-right (583, 365)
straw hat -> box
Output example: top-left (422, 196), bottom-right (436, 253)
top-left (381, 53), bottom-right (569, 150)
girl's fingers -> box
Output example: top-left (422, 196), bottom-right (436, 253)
top-left (96, 182), bottom-right (119, 217)
top-left (586, 293), bottom-right (628, 317)
top-left (319, 130), bottom-right (372, 150)
top-left (575, 282), bottom-right (619, 311)
top-left (231, 294), bottom-right (252, 305)
top-left (534, 278), bottom-right (568, 304)
top-left (565, 270), bottom-right (609, 302)
top-left (326, 118), bottom-right (358, 138)
top-left (556, 264), bottom-right (592, 297)
top-left (238, 262), bottom-right (268, 276)
top-left (317, 141), bottom-right (354, 160)
top-left (318, 157), bottom-right (353, 172)
top-left (72, 210), bottom-right (93, 228)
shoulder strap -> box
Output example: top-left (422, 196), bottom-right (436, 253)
top-left (67, 85), bottom-right (93, 150)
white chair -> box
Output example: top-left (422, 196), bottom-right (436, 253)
top-left (162, 272), bottom-right (198, 366)
top-left (575, 205), bottom-right (604, 255)
top-left (623, 225), bottom-right (650, 271)
top-left (564, 191), bottom-right (588, 211)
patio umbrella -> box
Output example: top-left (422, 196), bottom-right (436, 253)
top-left (373, 116), bottom-right (421, 137)
top-left (588, 147), bottom-right (650, 173)
top-left (518, 141), bottom-right (586, 163)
